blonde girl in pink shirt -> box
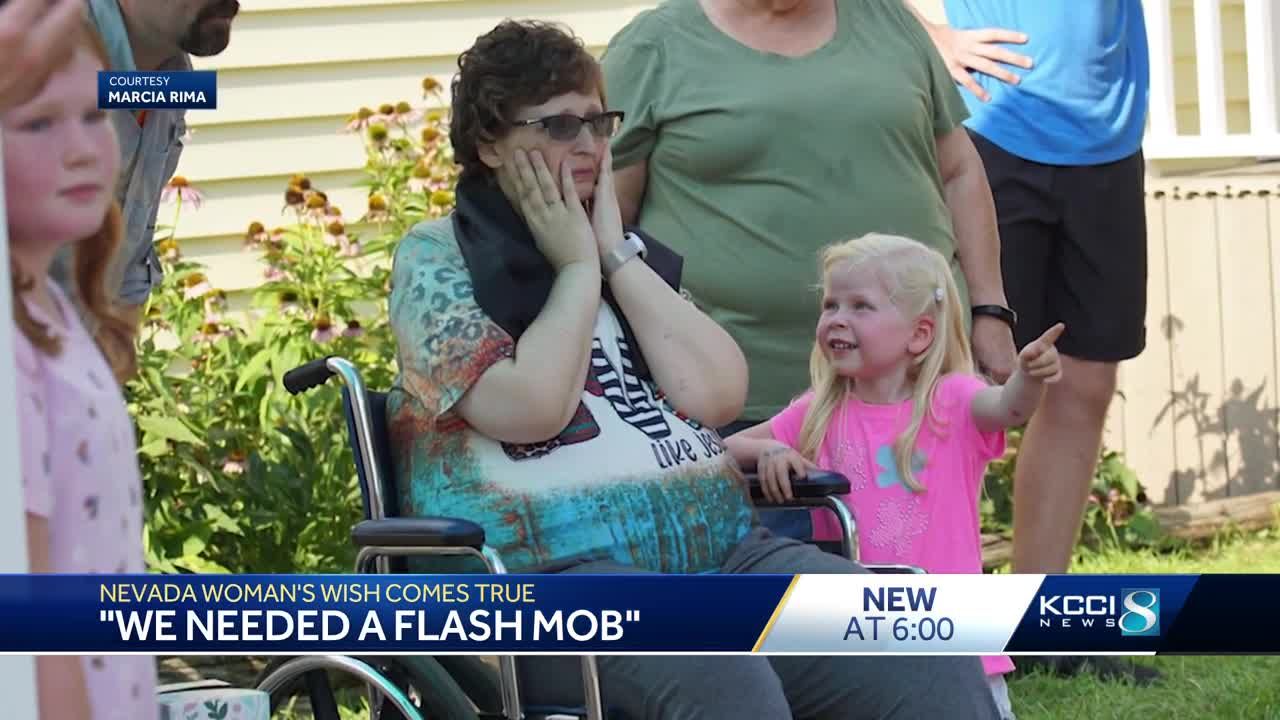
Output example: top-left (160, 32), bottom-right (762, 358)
top-left (4, 20), bottom-right (155, 720)
top-left (726, 233), bottom-right (1064, 719)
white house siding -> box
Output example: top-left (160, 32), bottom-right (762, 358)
top-left (176, 0), bottom-right (654, 291)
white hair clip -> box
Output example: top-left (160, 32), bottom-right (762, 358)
top-left (934, 287), bottom-right (944, 303)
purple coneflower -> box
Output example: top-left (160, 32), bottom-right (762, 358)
top-left (385, 100), bottom-right (422, 126)
top-left (343, 107), bottom-right (376, 133)
top-left (324, 220), bottom-right (347, 247)
top-left (162, 176), bottom-right (204, 209)
top-left (364, 193), bottom-right (390, 224)
top-left (311, 316), bottom-right (337, 344)
top-left (408, 160), bottom-right (432, 193)
top-left (194, 320), bottom-right (232, 343)
top-left (283, 187), bottom-right (305, 211)
top-left (156, 237), bottom-right (181, 262)
top-left (221, 451), bottom-right (247, 476)
top-left (182, 273), bottom-right (212, 300)
top-left (244, 221), bottom-right (267, 248)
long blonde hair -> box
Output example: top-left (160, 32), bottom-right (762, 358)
top-left (796, 233), bottom-right (973, 492)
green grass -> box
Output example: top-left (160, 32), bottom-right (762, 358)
top-left (1009, 530), bottom-right (1280, 720)
top-left (1069, 530), bottom-right (1280, 574)
top-left (1011, 657), bottom-right (1280, 720)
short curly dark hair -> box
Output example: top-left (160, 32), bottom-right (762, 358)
top-left (450, 20), bottom-right (605, 178)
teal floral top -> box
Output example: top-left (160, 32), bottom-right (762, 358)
top-left (386, 219), bottom-right (756, 574)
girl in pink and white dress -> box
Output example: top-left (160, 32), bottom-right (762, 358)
top-left (4, 21), bottom-right (154, 720)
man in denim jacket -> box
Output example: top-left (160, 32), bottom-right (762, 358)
top-left (51, 0), bottom-right (240, 339)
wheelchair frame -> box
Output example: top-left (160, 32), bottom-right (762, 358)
top-left (331, 353), bottom-right (583, 720)
top-left (260, 355), bottom-right (916, 720)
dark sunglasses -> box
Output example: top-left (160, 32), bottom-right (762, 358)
top-left (512, 111), bottom-right (625, 142)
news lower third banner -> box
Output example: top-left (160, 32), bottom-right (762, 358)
top-left (0, 574), bottom-right (1274, 655)
top-left (98, 71), bottom-right (217, 110)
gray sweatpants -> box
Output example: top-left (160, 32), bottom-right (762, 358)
top-left (520, 528), bottom-right (1000, 719)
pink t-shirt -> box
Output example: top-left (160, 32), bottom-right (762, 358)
top-left (15, 286), bottom-right (157, 719)
top-left (770, 373), bottom-right (1012, 676)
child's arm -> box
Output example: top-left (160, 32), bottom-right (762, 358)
top-left (724, 422), bottom-right (816, 503)
top-left (27, 514), bottom-right (93, 719)
top-left (724, 421), bottom-right (784, 469)
top-left (972, 323), bottom-right (1065, 433)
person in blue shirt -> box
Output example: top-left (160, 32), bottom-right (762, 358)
top-left (907, 1), bottom-right (1159, 686)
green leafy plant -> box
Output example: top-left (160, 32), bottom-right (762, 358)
top-left (980, 426), bottom-right (1164, 552)
top-left (128, 83), bottom-right (455, 574)
top-left (1084, 447), bottom-right (1164, 548)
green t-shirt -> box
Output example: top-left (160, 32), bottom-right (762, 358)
top-left (603, 0), bottom-right (970, 419)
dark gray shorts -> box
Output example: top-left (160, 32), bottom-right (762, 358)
top-left (970, 130), bottom-right (1148, 362)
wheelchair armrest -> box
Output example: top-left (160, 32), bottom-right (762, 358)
top-left (746, 470), bottom-right (850, 503)
top-left (352, 517), bottom-right (485, 550)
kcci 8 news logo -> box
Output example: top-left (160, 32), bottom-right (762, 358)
top-left (1038, 588), bottom-right (1161, 636)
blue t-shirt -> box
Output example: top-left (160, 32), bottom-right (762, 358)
top-left (944, 0), bottom-right (1150, 165)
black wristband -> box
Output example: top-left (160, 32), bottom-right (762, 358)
top-left (971, 304), bottom-right (1018, 330)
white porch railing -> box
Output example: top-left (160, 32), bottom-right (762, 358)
top-left (1143, 0), bottom-right (1280, 160)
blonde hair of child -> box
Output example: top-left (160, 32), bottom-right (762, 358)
top-left (796, 233), bottom-right (974, 492)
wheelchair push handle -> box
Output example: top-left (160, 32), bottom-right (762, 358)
top-left (283, 357), bottom-right (336, 395)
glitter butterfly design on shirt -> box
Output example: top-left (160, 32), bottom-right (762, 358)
top-left (833, 436), bottom-right (871, 491)
top-left (831, 402), bottom-right (872, 491)
top-left (868, 495), bottom-right (929, 556)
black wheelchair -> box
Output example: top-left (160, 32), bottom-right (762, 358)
top-left (255, 356), bottom-right (920, 719)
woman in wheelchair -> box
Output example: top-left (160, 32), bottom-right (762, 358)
top-left (385, 19), bottom-right (1000, 720)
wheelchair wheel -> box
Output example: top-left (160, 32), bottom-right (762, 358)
top-left (255, 654), bottom-right (479, 720)
top-left (434, 656), bottom-right (504, 715)
top-left (383, 656), bottom-right (482, 720)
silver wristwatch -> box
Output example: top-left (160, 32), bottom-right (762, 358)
top-left (602, 231), bottom-right (647, 277)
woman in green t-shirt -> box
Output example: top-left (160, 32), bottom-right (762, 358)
top-left (603, 0), bottom-right (1018, 536)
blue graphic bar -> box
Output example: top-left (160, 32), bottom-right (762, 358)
top-left (0, 574), bottom-right (790, 653)
top-left (98, 71), bottom-right (217, 110)
top-left (0, 574), bottom-right (1277, 654)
